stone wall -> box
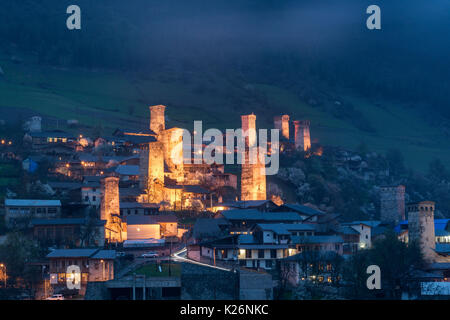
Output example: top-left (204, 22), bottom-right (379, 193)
top-left (181, 263), bottom-right (239, 300)
top-left (150, 105), bottom-right (166, 134)
top-left (241, 160), bottom-right (266, 201)
top-left (408, 201), bottom-right (436, 262)
top-left (380, 185), bottom-right (405, 224)
top-left (161, 128), bottom-right (184, 183)
top-left (240, 113), bottom-right (266, 201)
top-left (100, 176), bottom-right (121, 242)
top-left (239, 269), bottom-right (273, 300)
top-left (294, 120), bottom-right (311, 151)
top-left (85, 282), bottom-right (111, 300)
top-left (274, 115), bottom-right (289, 140)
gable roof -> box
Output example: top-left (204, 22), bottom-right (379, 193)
top-left (221, 200), bottom-right (276, 209)
top-left (47, 248), bottom-right (115, 259)
top-left (278, 204), bottom-right (325, 216)
top-left (336, 225), bottom-right (360, 235)
top-left (256, 223), bottom-right (316, 235)
top-left (31, 218), bottom-right (105, 226)
top-left (342, 220), bottom-right (381, 228)
top-left (291, 235), bottom-right (344, 244)
top-left (47, 249), bottom-right (98, 258)
top-left (120, 202), bottom-right (160, 209)
top-left (5, 199), bottom-right (61, 207)
top-left (29, 130), bottom-right (75, 139)
top-left (221, 209), bottom-right (302, 222)
top-left (115, 165), bottom-right (140, 176)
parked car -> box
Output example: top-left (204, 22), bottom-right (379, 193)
top-left (46, 294), bottom-right (64, 300)
top-left (140, 252), bottom-right (159, 258)
top-left (117, 251), bottom-right (126, 257)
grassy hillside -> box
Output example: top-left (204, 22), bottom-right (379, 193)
top-left (1, 52), bottom-right (449, 172)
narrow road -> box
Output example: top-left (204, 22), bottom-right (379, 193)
top-left (171, 247), bottom-right (233, 272)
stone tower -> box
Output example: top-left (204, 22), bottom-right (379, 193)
top-left (100, 176), bottom-right (122, 243)
top-left (161, 128), bottom-right (185, 183)
top-left (148, 141), bottom-right (165, 203)
top-left (241, 114), bottom-right (257, 148)
top-left (380, 185), bottom-right (406, 224)
top-left (139, 141), bottom-right (165, 202)
top-left (407, 201), bottom-right (436, 262)
top-left (274, 115), bottom-right (289, 140)
top-left (240, 114), bottom-right (266, 201)
top-left (241, 160), bottom-right (266, 201)
top-left (150, 105), bottom-right (166, 135)
top-left (294, 120), bottom-right (311, 151)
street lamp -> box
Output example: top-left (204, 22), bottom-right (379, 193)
top-left (0, 264), bottom-right (6, 288)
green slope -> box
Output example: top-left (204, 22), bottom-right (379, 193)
top-left (0, 53), bottom-right (449, 172)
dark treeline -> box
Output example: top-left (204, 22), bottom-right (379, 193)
top-left (1, 0), bottom-right (450, 118)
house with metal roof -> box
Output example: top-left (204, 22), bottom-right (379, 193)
top-left (216, 200), bottom-right (278, 212)
top-left (394, 218), bottom-right (450, 245)
top-left (31, 218), bottom-right (106, 247)
top-left (274, 203), bottom-right (325, 222)
top-left (47, 248), bottom-right (116, 292)
top-left (4, 199), bottom-right (62, 228)
top-left (291, 235), bottom-right (344, 255)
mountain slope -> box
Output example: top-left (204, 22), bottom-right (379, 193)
top-left (1, 52), bottom-right (449, 172)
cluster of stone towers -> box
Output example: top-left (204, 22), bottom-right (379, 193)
top-left (138, 105), bottom-right (185, 205)
top-left (273, 115), bottom-right (311, 152)
top-left (380, 185), bottom-right (406, 225)
top-left (240, 114), bottom-right (267, 201)
top-left (380, 186), bottom-right (442, 263)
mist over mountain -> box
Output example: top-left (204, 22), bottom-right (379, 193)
top-left (1, 0), bottom-right (449, 120)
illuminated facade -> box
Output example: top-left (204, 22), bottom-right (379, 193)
top-left (294, 120), bottom-right (311, 152)
top-left (240, 114), bottom-right (266, 201)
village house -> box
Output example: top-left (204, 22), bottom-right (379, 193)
top-left (217, 209), bottom-right (303, 234)
top-left (123, 214), bottom-right (179, 240)
top-left (47, 248), bottom-right (116, 294)
top-left (119, 202), bottom-right (160, 216)
top-left (80, 182), bottom-right (101, 207)
top-left (31, 218), bottom-right (106, 247)
top-left (4, 199), bottom-right (62, 228)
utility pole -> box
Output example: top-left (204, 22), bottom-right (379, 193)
top-left (132, 273), bottom-right (136, 300)
top-left (169, 240), bottom-right (172, 277)
top-left (142, 275), bottom-right (146, 300)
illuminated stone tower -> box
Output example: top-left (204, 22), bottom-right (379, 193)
top-left (139, 141), bottom-right (165, 203)
top-left (408, 201), bottom-right (436, 263)
top-left (241, 113), bottom-right (257, 148)
top-left (380, 185), bottom-right (405, 224)
top-left (150, 105), bottom-right (166, 135)
top-left (100, 176), bottom-right (122, 243)
top-left (240, 114), bottom-right (266, 201)
top-left (161, 127), bottom-right (185, 183)
top-left (294, 120), bottom-right (311, 151)
top-left (274, 115), bottom-right (289, 140)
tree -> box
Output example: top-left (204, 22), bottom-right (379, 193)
top-left (80, 207), bottom-right (100, 247)
top-left (386, 149), bottom-right (406, 178)
top-left (0, 232), bottom-right (47, 286)
top-left (428, 158), bottom-right (449, 182)
top-left (343, 231), bottom-right (424, 299)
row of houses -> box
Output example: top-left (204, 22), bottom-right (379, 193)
top-left (188, 200), bottom-right (450, 286)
